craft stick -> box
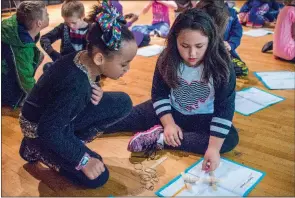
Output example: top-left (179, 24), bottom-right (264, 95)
top-left (172, 184), bottom-right (187, 197)
top-left (209, 172), bottom-right (218, 191)
top-left (150, 156), bottom-right (168, 169)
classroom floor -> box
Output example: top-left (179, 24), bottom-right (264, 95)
top-left (1, 1), bottom-right (294, 196)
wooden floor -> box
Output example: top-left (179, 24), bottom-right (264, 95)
top-left (2, 1), bottom-right (294, 196)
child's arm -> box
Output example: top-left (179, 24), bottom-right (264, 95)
top-left (151, 65), bottom-right (172, 119)
top-left (226, 9), bottom-right (243, 51)
top-left (210, 65), bottom-right (235, 141)
top-left (14, 48), bottom-right (37, 93)
top-left (139, 1), bottom-right (153, 15)
top-left (40, 23), bottom-right (64, 61)
top-left (157, 0), bottom-right (178, 10)
top-left (204, 63), bottom-right (236, 171)
top-left (37, 78), bottom-right (93, 169)
top-left (152, 61), bottom-right (183, 147)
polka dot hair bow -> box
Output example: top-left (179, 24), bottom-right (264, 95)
top-left (95, 0), bottom-right (126, 50)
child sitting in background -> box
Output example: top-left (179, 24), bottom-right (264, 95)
top-left (196, 0), bottom-right (248, 77)
top-left (109, 0), bottom-right (150, 47)
top-left (272, 0), bottom-right (294, 62)
top-left (131, 0), bottom-right (177, 38)
top-left (40, 0), bottom-right (88, 63)
top-left (239, 0), bottom-right (282, 28)
top-left (224, 2), bottom-right (248, 77)
top-left (1, 1), bottom-right (49, 108)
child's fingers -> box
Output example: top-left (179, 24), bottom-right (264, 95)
top-left (92, 90), bottom-right (101, 97)
top-left (87, 172), bottom-right (96, 180)
top-left (177, 126), bottom-right (183, 140)
top-left (91, 98), bottom-right (99, 105)
top-left (173, 133), bottom-right (181, 146)
top-left (92, 87), bottom-right (103, 94)
top-left (202, 159), bottom-right (209, 171)
top-left (163, 135), bottom-right (169, 145)
top-left (99, 162), bottom-right (105, 172)
top-left (169, 135), bottom-right (178, 147)
top-left (94, 165), bottom-right (102, 177)
top-left (91, 94), bottom-right (101, 102)
top-left (164, 133), bottom-right (172, 146)
top-left (91, 83), bottom-right (101, 89)
top-left (209, 162), bottom-right (217, 172)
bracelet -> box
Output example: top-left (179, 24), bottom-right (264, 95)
top-left (75, 152), bottom-right (90, 171)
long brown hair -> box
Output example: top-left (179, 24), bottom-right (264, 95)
top-left (158, 8), bottom-right (231, 88)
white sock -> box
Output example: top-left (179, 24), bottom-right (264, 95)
top-left (157, 133), bottom-right (164, 145)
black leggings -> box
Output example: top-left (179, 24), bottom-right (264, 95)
top-left (105, 100), bottom-right (239, 154)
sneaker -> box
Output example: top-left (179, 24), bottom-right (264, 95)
top-left (127, 125), bottom-right (164, 153)
top-left (154, 30), bottom-right (162, 37)
top-left (262, 41), bottom-right (273, 53)
top-left (232, 58), bottom-right (249, 77)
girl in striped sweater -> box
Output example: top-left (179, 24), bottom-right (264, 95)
top-left (106, 8), bottom-right (239, 172)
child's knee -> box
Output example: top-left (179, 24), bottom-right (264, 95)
top-left (83, 167), bottom-right (110, 189)
top-left (220, 127), bottom-right (239, 153)
top-left (119, 92), bottom-right (133, 115)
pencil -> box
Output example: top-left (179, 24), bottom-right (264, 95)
top-left (172, 183), bottom-right (187, 197)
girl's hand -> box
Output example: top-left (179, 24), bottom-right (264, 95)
top-left (202, 147), bottom-right (220, 172)
top-left (224, 41), bottom-right (232, 51)
top-left (163, 124), bottom-right (183, 147)
top-left (81, 157), bottom-right (105, 180)
top-left (91, 84), bottom-right (103, 105)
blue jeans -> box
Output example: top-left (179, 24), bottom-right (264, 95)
top-left (131, 22), bottom-right (170, 38)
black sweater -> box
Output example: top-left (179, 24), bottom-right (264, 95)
top-left (21, 52), bottom-right (93, 168)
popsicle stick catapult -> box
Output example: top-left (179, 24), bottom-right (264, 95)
top-left (177, 171), bottom-right (220, 194)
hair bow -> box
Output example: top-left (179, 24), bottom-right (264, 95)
top-left (95, 1), bottom-right (126, 50)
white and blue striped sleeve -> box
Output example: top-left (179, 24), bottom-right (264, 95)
top-left (151, 65), bottom-right (172, 118)
top-left (210, 63), bottom-right (236, 138)
top-left (210, 117), bottom-right (232, 138)
top-left (153, 99), bottom-right (171, 118)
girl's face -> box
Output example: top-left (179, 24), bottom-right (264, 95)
top-left (176, 29), bottom-right (209, 67)
top-left (100, 40), bottom-right (138, 80)
top-left (64, 14), bottom-right (85, 30)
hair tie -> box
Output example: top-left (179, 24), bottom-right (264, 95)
top-left (95, 1), bottom-right (126, 50)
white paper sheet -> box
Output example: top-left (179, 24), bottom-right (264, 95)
top-left (255, 71), bottom-right (295, 89)
top-left (136, 44), bottom-right (165, 57)
top-left (235, 87), bottom-right (284, 116)
top-left (156, 158), bottom-right (264, 197)
top-left (243, 29), bottom-right (273, 37)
